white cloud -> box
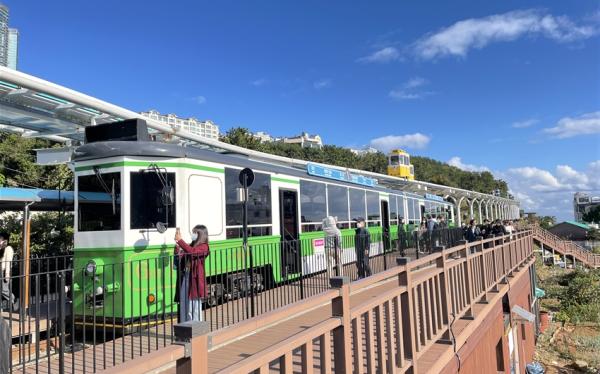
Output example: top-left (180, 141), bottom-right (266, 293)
top-left (512, 118), bottom-right (539, 128)
top-left (497, 161), bottom-right (600, 220)
top-left (369, 133), bottom-right (431, 152)
top-left (413, 9), bottom-right (598, 60)
top-left (313, 79), bottom-right (332, 90)
top-left (389, 77), bottom-right (432, 101)
top-left (403, 77), bottom-right (427, 89)
top-left (251, 78), bottom-right (267, 87)
top-left (543, 111), bottom-right (600, 138)
top-left (357, 47), bottom-right (401, 63)
top-left (192, 96), bottom-right (206, 104)
top-left (447, 157), bottom-right (490, 172)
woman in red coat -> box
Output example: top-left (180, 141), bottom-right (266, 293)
top-left (175, 225), bottom-right (210, 322)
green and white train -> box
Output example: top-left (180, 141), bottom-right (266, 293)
top-left (71, 121), bottom-right (454, 325)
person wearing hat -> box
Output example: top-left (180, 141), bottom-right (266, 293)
top-left (354, 217), bottom-right (372, 279)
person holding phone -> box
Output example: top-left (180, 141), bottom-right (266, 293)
top-left (174, 225), bottom-right (210, 322)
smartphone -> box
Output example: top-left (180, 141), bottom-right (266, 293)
top-left (176, 227), bottom-right (181, 235)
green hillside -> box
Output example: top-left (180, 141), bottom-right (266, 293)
top-left (221, 128), bottom-right (509, 196)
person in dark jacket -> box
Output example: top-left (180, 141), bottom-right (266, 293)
top-left (354, 217), bottom-right (372, 279)
top-left (174, 225), bottom-right (210, 322)
top-left (465, 219), bottom-right (481, 242)
top-left (397, 217), bottom-right (409, 257)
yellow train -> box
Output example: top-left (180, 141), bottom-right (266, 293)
top-left (387, 149), bottom-right (415, 180)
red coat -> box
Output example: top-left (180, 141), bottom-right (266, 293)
top-left (176, 240), bottom-right (209, 299)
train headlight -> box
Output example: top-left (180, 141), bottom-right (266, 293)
top-left (85, 260), bottom-right (96, 276)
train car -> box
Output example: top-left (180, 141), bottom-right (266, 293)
top-left (387, 149), bottom-right (415, 180)
top-left (71, 120), bottom-right (453, 327)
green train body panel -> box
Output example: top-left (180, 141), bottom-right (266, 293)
top-left (72, 221), bottom-right (419, 323)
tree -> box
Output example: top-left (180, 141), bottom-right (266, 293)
top-left (221, 127), bottom-right (510, 196)
top-left (583, 205), bottom-right (600, 224)
top-left (0, 131), bottom-right (73, 190)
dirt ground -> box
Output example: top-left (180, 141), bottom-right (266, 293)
top-left (535, 322), bottom-right (600, 373)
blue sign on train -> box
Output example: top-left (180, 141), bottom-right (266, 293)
top-left (306, 163), bottom-right (378, 187)
top-left (424, 193), bottom-right (445, 202)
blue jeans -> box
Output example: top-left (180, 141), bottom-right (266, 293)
top-left (179, 271), bottom-right (203, 322)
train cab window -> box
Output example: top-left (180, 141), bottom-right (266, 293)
top-left (327, 185), bottom-right (349, 225)
top-left (390, 155), bottom-right (400, 166)
top-left (300, 180), bottom-right (326, 229)
top-left (78, 172), bottom-right (121, 231)
top-left (366, 191), bottom-right (380, 226)
top-left (130, 171), bottom-right (176, 229)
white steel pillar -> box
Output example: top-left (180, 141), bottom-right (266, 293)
top-left (469, 199), bottom-right (475, 221)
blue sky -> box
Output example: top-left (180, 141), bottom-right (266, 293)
top-left (5, 0), bottom-right (600, 220)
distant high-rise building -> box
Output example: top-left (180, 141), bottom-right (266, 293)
top-left (7, 27), bottom-right (17, 69)
top-left (0, 4), bottom-right (8, 67)
top-left (140, 110), bottom-right (220, 140)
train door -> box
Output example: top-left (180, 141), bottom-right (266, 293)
top-left (380, 200), bottom-right (390, 252)
top-left (279, 189), bottom-right (300, 278)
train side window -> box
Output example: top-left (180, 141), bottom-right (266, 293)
top-left (78, 172), bottom-right (121, 231)
top-left (189, 175), bottom-right (223, 236)
top-left (130, 171), bottom-right (176, 229)
top-left (389, 195), bottom-right (398, 224)
top-left (300, 180), bottom-right (327, 224)
top-left (366, 191), bottom-right (380, 225)
top-left (349, 188), bottom-right (366, 224)
top-left (327, 184), bottom-right (349, 225)
top-left (398, 196), bottom-right (406, 221)
top-left (225, 168), bottom-right (272, 226)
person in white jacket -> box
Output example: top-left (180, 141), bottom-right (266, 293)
top-left (322, 216), bottom-right (344, 279)
top-left (0, 233), bottom-right (14, 283)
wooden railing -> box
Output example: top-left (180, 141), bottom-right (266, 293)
top-left (101, 230), bottom-right (535, 374)
top-left (532, 225), bottom-right (600, 268)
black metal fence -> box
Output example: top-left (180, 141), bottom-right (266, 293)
top-left (1, 227), bottom-right (467, 373)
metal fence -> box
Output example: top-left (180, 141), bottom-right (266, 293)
top-left (1, 227), bottom-right (466, 374)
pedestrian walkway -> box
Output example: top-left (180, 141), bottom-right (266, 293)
top-left (532, 225), bottom-right (600, 268)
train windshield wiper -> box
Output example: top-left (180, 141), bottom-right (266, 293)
top-left (93, 166), bottom-right (117, 215)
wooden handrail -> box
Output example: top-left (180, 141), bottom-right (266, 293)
top-left (106, 229), bottom-right (536, 374)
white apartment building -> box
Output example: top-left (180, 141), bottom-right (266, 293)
top-left (140, 110), bottom-right (219, 140)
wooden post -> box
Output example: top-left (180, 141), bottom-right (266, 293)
top-left (174, 320), bottom-right (210, 374)
top-left (397, 257), bottom-right (418, 373)
top-left (330, 276), bottom-right (351, 374)
top-left (459, 240), bottom-right (475, 319)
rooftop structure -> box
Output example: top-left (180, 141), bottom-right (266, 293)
top-left (574, 192), bottom-right (600, 222)
top-left (349, 146), bottom-right (378, 155)
top-left (282, 132), bottom-right (323, 149)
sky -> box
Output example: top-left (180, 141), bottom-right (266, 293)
top-left (4, 0), bottom-right (600, 221)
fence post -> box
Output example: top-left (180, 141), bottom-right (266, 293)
top-left (330, 276), bottom-right (351, 374)
top-left (397, 257), bottom-right (418, 373)
top-left (460, 240), bottom-right (475, 319)
top-left (174, 321), bottom-right (210, 374)
top-left (58, 271), bottom-right (66, 374)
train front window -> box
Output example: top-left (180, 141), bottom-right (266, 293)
top-left (130, 171), bottom-right (176, 229)
top-left (78, 172), bottom-right (121, 231)
top-left (390, 155), bottom-right (400, 166)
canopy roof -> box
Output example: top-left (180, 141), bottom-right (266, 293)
top-left (0, 187), bottom-right (73, 211)
top-left (0, 66), bottom-right (518, 208)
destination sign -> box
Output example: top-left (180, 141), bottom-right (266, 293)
top-left (424, 193), bottom-right (445, 202)
top-left (307, 163), bottom-right (378, 187)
